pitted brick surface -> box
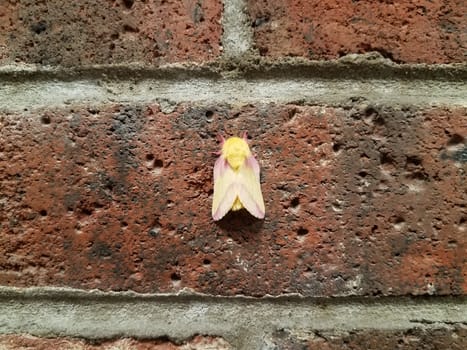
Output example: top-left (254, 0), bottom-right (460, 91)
top-left (0, 104), bottom-right (465, 296)
top-left (247, 0), bottom-right (466, 63)
top-left (0, 0), bottom-right (222, 66)
top-left (270, 327), bottom-right (467, 350)
top-left (0, 335), bottom-right (232, 350)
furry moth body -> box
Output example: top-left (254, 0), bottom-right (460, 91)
top-left (212, 134), bottom-right (265, 221)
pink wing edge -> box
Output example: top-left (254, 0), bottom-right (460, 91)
top-left (245, 154), bottom-right (260, 180)
top-left (237, 154), bottom-right (265, 219)
top-left (213, 155), bottom-right (228, 181)
top-left (212, 156), bottom-right (236, 221)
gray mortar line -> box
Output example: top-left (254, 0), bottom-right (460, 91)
top-left (221, 0), bottom-right (253, 58)
top-left (0, 288), bottom-right (466, 349)
top-left (0, 78), bottom-right (466, 113)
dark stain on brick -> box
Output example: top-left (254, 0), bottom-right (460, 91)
top-left (5, 0), bottom-right (221, 65)
top-left (63, 192), bottom-right (81, 212)
top-left (96, 172), bottom-right (127, 197)
top-left (90, 241), bottom-right (113, 258)
top-left (177, 106), bottom-right (227, 135)
top-left (192, 1), bottom-right (205, 23)
top-left (110, 106), bottom-right (144, 178)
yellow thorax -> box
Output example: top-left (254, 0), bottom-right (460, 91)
top-left (221, 136), bottom-right (251, 170)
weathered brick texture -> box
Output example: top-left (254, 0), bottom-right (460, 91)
top-left (0, 0), bottom-right (222, 66)
top-left (247, 0), bottom-right (466, 63)
top-left (1, 104), bottom-right (465, 296)
top-left (0, 335), bottom-right (231, 350)
top-left (271, 327), bottom-right (467, 350)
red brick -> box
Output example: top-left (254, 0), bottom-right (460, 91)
top-left (0, 104), bottom-right (465, 296)
top-left (271, 327), bottom-right (467, 350)
top-left (0, 335), bottom-right (231, 350)
top-left (0, 0), bottom-right (222, 66)
top-left (247, 0), bottom-right (466, 63)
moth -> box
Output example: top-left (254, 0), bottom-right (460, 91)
top-left (212, 133), bottom-right (265, 221)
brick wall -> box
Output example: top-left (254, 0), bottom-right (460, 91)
top-left (0, 1), bottom-right (466, 349)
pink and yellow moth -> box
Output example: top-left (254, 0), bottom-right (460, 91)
top-left (212, 133), bottom-right (265, 221)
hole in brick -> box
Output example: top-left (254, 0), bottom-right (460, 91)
top-left (259, 46), bottom-right (268, 56)
top-left (121, 221), bottom-right (128, 227)
top-left (30, 21), bottom-right (47, 34)
top-left (171, 272), bottom-right (181, 281)
top-left (287, 107), bottom-right (298, 120)
top-left (290, 197), bottom-right (300, 208)
top-left (82, 208), bottom-right (93, 216)
top-left (456, 216), bottom-right (466, 232)
top-left (447, 134), bottom-right (464, 146)
top-left (148, 227), bottom-right (160, 237)
top-left (205, 110), bottom-right (214, 122)
top-left (331, 200), bottom-right (343, 212)
top-left (364, 107), bottom-right (385, 126)
top-left (358, 171), bottom-right (368, 178)
top-left (41, 115), bottom-right (51, 124)
top-left (39, 209), bottom-right (47, 216)
top-left (203, 258), bottom-right (211, 265)
top-left (145, 154), bottom-right (163, 173)
top-left (338, 50), bottom-right (346, 57)
top-left (407, 171), bottom-right (427, 181)
top-left (364, 106), bottom-right (377, 117)
top-left (393, 216), bottom-right (405, 230)
top-left (371, 225), bottom-right (378, 233)
top-left (446, 134), bottom-right (465, 153)
top-left (380, 152), bottom-right (394, 165)
top-left (122, 0), bottom-right (135, 9)
top-left (123, 24), bottom-right (139, 33)
top-left (332, 142), bottom-right (342, 153)
top-left (374, 116), bottom-right (385, 126)
top-left (252, 16), bottom-right (269, 27)
top-left (297, 227), bottom-right (309, 236)
top-left (154, 159), bottom-right (163, 168)
top-left (406, 155), bottom-right (422, 166)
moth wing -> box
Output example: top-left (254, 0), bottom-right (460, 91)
top-left (236, 155), bottom-right (265, 219)
top-left (212, 157), bottom-right (238, 221)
